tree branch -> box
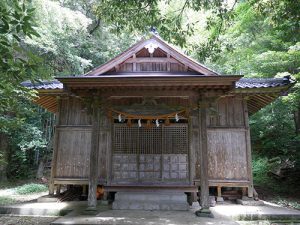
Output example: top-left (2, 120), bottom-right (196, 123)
top-left (89, 18), bottom-right (101, 35)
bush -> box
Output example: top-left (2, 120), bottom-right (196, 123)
top-left (274, 198), bottom-right (300, 210)
top-left (15, 183), bottom-right (47, 195)
top-left (252, 157), bottom-right (272, 186)
top-left (252, 156), bottom-right (290, 193)
top-left (0, 196), bottom-right (16, 205)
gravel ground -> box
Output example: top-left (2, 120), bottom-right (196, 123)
top-left (0, 215), bottom-right (58, 225)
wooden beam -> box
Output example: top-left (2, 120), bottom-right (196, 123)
top-left (49, 97), bottom-right (60, 195)
top-left (151, 38), bottom-right (217, 75)
top-left (125, 57), bottom-right (178, 64)
top-left (102, 89), bottom-right (197, 98)
top-left (58, 76), bottom-right (241, 89)
top-left (184, 65), bottom-right (188, 72)
top-left (199, 96), bottom-right (209, 208)
top-left (217, 186), bottom-right (222, 197)
top-left (115, 65), bottom-right (119, 72)
top-left (243, 99), bottom-right (254, 198)
top-left (254, 95), bottom-right (272, 105)
top-left (86, 38), bottom-right (151, 76)
top-left (247, 100), bottom-right (261, 112)
top-left (87, 98), bottom-right (101, 209)
top-left (132, 54), bottom-right (136, 71)
top-left (209, 179), bottom-right (250, 185)
top-left (167, 54), bottom-right (171, 71)
top-left (104, 186), bottom-right (198, 192)
top-left (189, 113), bottom-right (196, 184)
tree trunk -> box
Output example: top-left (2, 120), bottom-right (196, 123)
top-left (36, 156), bottom-right (46, 179)
top-left (293, 106), bottom-right (300, 135)
top-left (0, 132), bottom-right (9, 182)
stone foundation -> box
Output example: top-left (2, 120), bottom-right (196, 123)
top-left (112, 191), bottom-right (189, 211)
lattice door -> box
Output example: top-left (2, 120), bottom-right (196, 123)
top-left (112, 124), bottom-right (189, 184)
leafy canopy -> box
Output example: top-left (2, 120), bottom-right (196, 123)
top-left (0, 0), bottom-right (43, 116)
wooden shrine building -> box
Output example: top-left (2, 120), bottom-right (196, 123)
top-left (23, 35), bottom-right (294, 209)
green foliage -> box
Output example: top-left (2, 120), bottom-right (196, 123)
top-left (200, 1), bottom-right (300, 74)
top-left (5, 104), bottom-right (53, 179)
top-left (250, 99), bottom-right (298, 157)
top-left (0, 0), bottom-right (46, 114)
top-left (273, 198), bottom-right (300, 210)
top-left (0, 196), bottom-right (16, 205)
top-left (252, 156), bottom-right (283, 193)
top-left (197, 0), bottom-right (300, 195)
top-left (0, 153), bottom-right (6, 166)
top-left (252, 157), bottom-right (272, 186)
top-left (15, 183), bottom-right (47, 194)
top-left (0, 0), bottom-right (135, 180)
top-left (95, 0), bottom-right (233, 47)
top-left (25, 0), bottom-right (137, 76)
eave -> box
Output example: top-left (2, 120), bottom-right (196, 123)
top-left (233, 83), bottom-right (294, 115)
top-left (56, 75), bottom-right (242, 89)
top-left (24, 76), bottom-right (295, 115)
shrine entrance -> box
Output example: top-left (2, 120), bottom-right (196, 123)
top-left (111, 123), bottom-right (189, 185)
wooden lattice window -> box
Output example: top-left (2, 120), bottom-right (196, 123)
top-left (112, 124), bottom-right (189, 183)
top-left (113, 124), bottom-right (188, 154)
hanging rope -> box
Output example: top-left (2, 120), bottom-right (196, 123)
top-left (108, 108), bottom-right (188, 127)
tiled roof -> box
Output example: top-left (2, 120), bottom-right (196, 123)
top-left (22, 76), bottom-right (293, 90)
top-left (236, 77), bottom-right (292, 89)
top-left (21, 80), bottom-right (63, 90)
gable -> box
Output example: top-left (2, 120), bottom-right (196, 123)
top-left (85, 35), bottom-right (219, 76)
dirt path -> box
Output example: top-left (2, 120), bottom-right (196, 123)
top-left (0, 187), bottom-right (48, 205)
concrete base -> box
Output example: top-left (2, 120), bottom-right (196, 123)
top-left (52, 209), bottom-right (238, 225)
top-left (37, 195), bottom-right (60, 203)
top-left (211, 202), bottom-right (300, 221)
top-left (190, 202), bottom-right (200, 210)
top-left (210, 196), bottom-right (216, 207)
top-left (195, 208), bottom-right (214, 218)
top-left (83, 206), bottom-right (98, 215)
top-left (216, 197), bottom-right (224, 202)
top-left (112, 191), bottom-right (189, 211)
top-left (236, 198), bottom-right (264, 206)
top-left (0, 202), bottom-right (72, 216)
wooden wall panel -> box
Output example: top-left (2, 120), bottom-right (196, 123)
top-left (117, 61), bottom-right (188, 72)
top-left (55, 128), bottom-right (91, 178)
top-left (208, 96), bottom-right (245, 127)
top-left (59, 98), bottom-right (91, 125)
top-left (207, 129), bottom-right (248, 180)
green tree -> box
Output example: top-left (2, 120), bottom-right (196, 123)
top-left (0, 0), bottom-right (137, 181)
top-left (0, 0), bottom-right (44, 181)
top-left (199, 0), bottom-right (300, 192)
top-left (25, 0), bottom-right (137, 76)
top-left (94, 0), bottom-right (235, 47)
top-left (0, 0), bottom-right (44, 113)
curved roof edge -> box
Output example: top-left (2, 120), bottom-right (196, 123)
top-left (22, 76), bottom-right (294, 91)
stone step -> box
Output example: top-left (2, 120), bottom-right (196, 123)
top-left (112, 191), bottom-right (189, 211)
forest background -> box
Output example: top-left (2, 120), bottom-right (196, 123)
top-left (0, 0), bottom-right (300, 204)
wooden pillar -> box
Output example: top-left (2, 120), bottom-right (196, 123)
top-left (242, 187), bottom-right (247, 196)
top-left (82, 185), bottom-right (87, 196)
top-left (189, 109), bottom-right (200, 205)
top-left (243, 99), bottom-right (254, 198)
top-left (217, 186), bottom-right (222, 197)
top-left (56, 184), bottom-right (61, 195)
top-left (87, 98), bottom-right (101, 209)
top-left (199, 97), bottom-right (209, 208)
top-left (49, 97), bottom-right (61, 195)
